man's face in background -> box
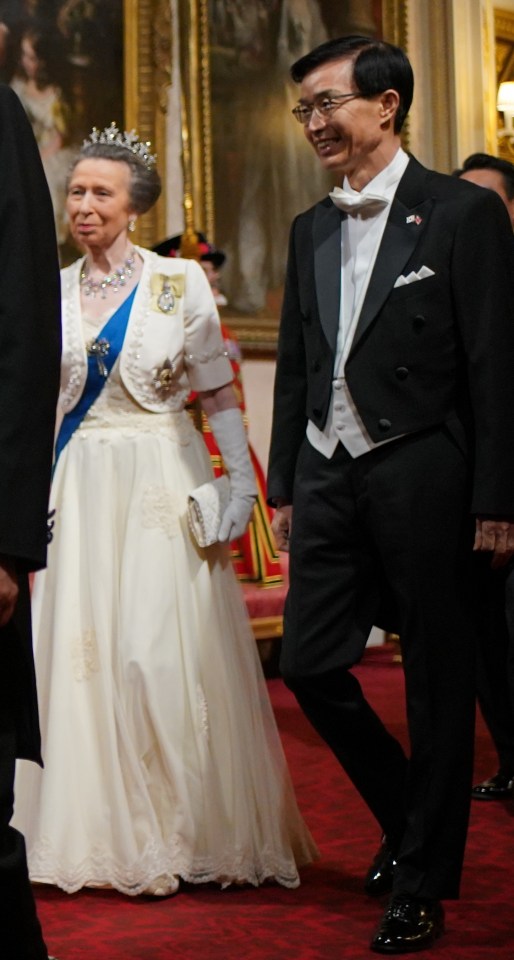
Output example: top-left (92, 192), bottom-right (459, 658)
top-left (460, 167), bottom-right (514, 229)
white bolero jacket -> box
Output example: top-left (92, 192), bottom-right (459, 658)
top-left (58, 247), bottom-right (233, 415)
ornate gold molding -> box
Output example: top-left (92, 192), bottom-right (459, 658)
top-left (124, 0), bottom-right (171, 248)
top-left (382, 0), bottom-right (409, 50)
top-left (494, 7), bottom-right (514, 161)
top-left (218, 315), bottom-right (284, 356)
top-left (484, 5), bottom-right (496, 157)
top-left (382, 0), bottom-right (410, 151)
top-left (495, 8), bottom-right (514, 42)
top-left (177, 0), bottom-right (214, 240)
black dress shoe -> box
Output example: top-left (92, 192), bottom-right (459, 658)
top-left (471, 771), bottom-right (514, 800)
top-left (364, 836), bottom-right (398, 896)
top-left (370, 896), bottom-right (444, 954)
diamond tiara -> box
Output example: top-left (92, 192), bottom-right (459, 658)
top-left (83, 122), bottom-right (157, 169)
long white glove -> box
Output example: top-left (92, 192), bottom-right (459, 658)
top-left (207, 407), bottom-right (257, 542)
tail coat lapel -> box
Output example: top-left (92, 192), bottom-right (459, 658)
top-left (311, 157), bottom-right (436, 360)
top-left (313, 200), bottom-right (343, 356)
top-left (349, 195), bottom-right (433, 353)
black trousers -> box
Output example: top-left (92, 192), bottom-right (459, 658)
top-left (280, 427), bottom-right (476, 900)
top-left (472, 555), bottom-right (514, 774)
top-left (0, 699), bottom-right (47, 959)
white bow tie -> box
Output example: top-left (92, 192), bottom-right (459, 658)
top-left (329, 186), bottom-right (389, 216)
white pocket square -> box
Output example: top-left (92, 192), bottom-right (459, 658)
top-left (394, 266), bottom-right (435, 288)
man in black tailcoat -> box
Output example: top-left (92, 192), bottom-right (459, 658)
top-left (454, 153), bottom-right (514, 803)
top-left (0, 85), bottom-right (61, 958)
top-left (268, 35), bottom-right (514, 954)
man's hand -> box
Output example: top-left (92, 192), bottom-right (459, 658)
top-left (474, 519), bottom-right (514, 568)
top-left (271, 505), bottom-right (293, 552)
top-left (0, 559), bottom-right (18, 626)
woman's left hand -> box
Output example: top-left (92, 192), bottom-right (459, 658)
top-left (200, 384), bottom-right (257, 542)
top-left (218, 493), bottom-right (256, 542)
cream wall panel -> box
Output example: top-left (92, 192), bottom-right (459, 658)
top-left (407, 0), bottom-right (455, 171)
top-left (449, 0), bottom-right (496, 164)
top-left (408, 0), bottom-right (498, 172)
top-left (241, 360), bottom-right (276, 474)
top-left (406, 0), bottom-right (438, 167)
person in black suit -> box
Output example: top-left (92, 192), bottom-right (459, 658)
top-left (0, 85), bottom-right (61, 958)
top-left (267, 36), bottom-right (514, 954)
top-left (454, 153), bottom-right (514, 802)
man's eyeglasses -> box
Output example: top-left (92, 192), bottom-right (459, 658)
top-left (292, 93), bottom-right (363, 125)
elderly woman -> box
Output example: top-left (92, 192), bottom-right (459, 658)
top-left (13, 125), bottom-right (317, 897)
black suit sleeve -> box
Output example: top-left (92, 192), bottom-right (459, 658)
top-left (450, 187), bottom-right (514, 515)
top-left (0, 85), bottom-right (61, 570)
top-left (267, 216), bottom-right (309, 504)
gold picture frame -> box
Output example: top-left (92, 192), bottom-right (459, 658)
top-left (124, 0), bottom-right (172, 248)
top-left (5, 1), bottom-right (171, 260)
top-left (177, 0), bottom-right (408, 353)
top-left (495, 6), bottom-right (514, 161)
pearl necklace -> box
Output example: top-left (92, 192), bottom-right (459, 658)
top-left (80, 249), bottom-right (136, 299)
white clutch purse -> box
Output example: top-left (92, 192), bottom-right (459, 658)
top-left (187, 475), bottom-right (231, 547)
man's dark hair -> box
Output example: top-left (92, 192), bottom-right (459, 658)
top-left (290, 35), bottom-right (414, 134)
top-left (453, 152), bottom-right (514, 200)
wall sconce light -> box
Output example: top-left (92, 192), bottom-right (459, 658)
top-left (497, 82), bottom-right (514, 143)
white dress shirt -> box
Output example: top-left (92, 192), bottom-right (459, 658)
top-left (307, 147), bottom-right (409, 459)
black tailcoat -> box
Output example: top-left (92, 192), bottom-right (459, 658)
top-left (0, 84), bottom-right (60, 956)
top-left (268, 155), bottom-right (514, 899)
top-left (0, 86), bottom-right (61, 760)
top-left (269, 156), bottom-right (514, 516)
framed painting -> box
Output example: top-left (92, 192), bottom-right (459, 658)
top-left (495, 6), bottom-right (514, 161)
top-left (1, 0), bottom-right (170, 260)
top-left (178, 0), bottom-right (408, 352)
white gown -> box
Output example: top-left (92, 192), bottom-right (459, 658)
top-left (13, 307), bottom-right (317, 896)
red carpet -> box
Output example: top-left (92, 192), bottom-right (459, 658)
top-left (35, 646), bottom-right (514, 959)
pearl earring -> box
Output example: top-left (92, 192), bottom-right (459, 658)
top-left (128, 218), bottom-right (136, 233)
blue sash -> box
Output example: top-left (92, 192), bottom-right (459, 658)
top-left (54, 285), bottom-right (138, 467)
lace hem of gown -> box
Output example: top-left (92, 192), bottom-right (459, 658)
top-left (28, 835), bottom-right (308, 895)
